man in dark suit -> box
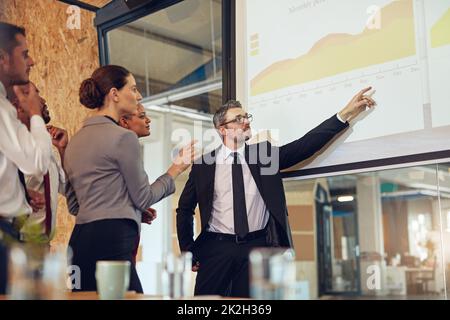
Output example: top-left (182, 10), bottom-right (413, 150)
top-left (176, 87), bottom-right (376, 297)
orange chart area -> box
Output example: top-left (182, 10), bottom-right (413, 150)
top-left (250, 0), bottom-right (416, 96)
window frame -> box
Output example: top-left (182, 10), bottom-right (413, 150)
top-left (95, 0), bottom-right (235, 104)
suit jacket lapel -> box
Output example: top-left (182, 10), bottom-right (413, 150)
top-left (245, 144), bottom-right (263, 196)
top-left (202, 147), bottom-right (219, 228)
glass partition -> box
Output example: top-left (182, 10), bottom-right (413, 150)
top-left (283, 162), bottom-right (450, 299)
top-left (107, 0), bottom-right (222, 114)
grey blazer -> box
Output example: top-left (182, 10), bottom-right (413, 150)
top-left (64, 116), bottom-right (175, 227)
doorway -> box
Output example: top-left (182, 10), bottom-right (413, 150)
top-left (316, 182), bottom-right (361, 296)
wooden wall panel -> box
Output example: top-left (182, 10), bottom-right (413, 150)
top-left (293, 234), bottom-right (315, 261)
top-left (288, 205), bottom-right (314, 231)
top-left (82, 0), bottom-right (111, 8)
top-left (1, 0), bottom-right (100, 248)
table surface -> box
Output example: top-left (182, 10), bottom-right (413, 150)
top-left (0, 291), bottom-right (229, 300)
top-left (405, 267), bottom-right (433, 272)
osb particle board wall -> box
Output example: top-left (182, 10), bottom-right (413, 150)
top-left (0, 0), bottom-right (100, 248)
top-left (82, 0), bottom-right (112, 8)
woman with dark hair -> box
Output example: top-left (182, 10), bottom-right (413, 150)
top-left (119, 103), bottom-right (155, 264)
top-left (119, 103), bottom-right (151, 138)
top-left (64, 65), bottom-right (197, 293)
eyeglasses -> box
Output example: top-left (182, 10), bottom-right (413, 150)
top-left (221, 113), bottom-right (253, 126)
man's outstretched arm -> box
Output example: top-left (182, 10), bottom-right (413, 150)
top-left (279, 87), bottom-right (376, 170)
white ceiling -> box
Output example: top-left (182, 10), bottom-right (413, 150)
top-left (129, 0), bottom-right (222, 52)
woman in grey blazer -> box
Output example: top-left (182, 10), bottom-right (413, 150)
top-left (64, 65), bottom-right (196, 293)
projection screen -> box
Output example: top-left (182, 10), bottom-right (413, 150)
top-left (235, 0), bottom-right (450, 176)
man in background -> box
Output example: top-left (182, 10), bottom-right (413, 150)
top-left (8, 81), bottom-right (69, 245)
top-left (0, 21), bottom-right (52, 294)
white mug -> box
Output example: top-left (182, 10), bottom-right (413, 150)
top-left (95, 261), bottom-right (130, 300)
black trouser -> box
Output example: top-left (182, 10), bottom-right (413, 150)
top-left (193, 232), bottom-right (268, 298)
top-left (0, 218), bottom-right (23, 295)
top-left (68, 219), bottom-right (143, 293)
top-left (0, 241), bottom-right (7, 295)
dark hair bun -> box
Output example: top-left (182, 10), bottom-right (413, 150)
top-left (79, 78), bottom-right (104, 109)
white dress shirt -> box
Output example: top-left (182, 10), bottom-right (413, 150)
top-left (336, 112), bottom-right (346, 123)
top-left (208, 144), bottom-right (270, 234)
top-left (0, 82), bottom-right (52, 218)
top-left (21, 148), bottom-right (66, 242)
